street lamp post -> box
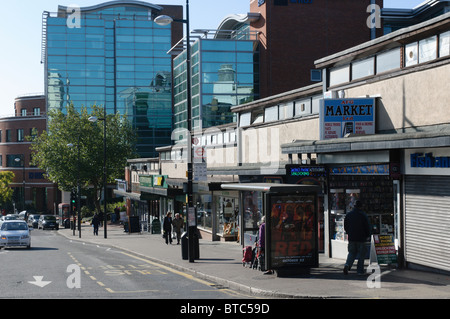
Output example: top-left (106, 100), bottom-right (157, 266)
top-left (155, 0), bottom-right (197, 263)
top-left (89, 109), bottom-right (108, 239)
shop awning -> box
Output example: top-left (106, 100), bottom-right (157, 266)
top-left (220, 183), bottom-right (321, 194)
top-left (281, 129), bottom-right (450, 155)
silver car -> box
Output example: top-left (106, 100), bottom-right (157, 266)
top-left (0, 220), bottom-right (31, 249)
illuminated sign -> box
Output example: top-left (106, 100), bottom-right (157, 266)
top-left (287, 166), bottom-right (327, 178)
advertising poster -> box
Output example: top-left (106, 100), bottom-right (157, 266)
top-left (371, 234), bottom-right (398, 265)
top-left (267, 194), bottom-right (318, 269)
top-left (320, 98), bottom-right (375, 139)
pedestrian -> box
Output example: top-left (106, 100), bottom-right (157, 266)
top-left (172, 213), bottom-right (184, 245)
top-left (259, 216), bottom-right (273, 275)
top-left (343, 200), bottom-right (371, 275)
top-left (163, 212), bottom-right (173, 244)
top-left (92, 213), bottom-right (100, 236)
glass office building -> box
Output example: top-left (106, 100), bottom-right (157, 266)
top-left (172, 25), bottom-right (259, 137)
top-left (42, 2), bottom-right (182, 157)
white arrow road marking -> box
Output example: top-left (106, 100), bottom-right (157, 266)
top-left (28, 276), bottom-right (52, 288)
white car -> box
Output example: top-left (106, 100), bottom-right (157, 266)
top-left (0, 220), bottom-right (31, 249)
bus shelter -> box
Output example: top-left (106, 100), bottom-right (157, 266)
top-left (221, 183), bottom-right (321, 275)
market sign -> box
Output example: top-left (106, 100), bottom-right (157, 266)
top-left (320, 98), bottom-right (375, 140)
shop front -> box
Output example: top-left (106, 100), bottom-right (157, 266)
top-left (139, 175), bottom-right (185, 232)
top-left (213, 190), bottom-right (240, 241)
top-left (327, 162), bottom-right (396, 259)
top-left (403, 148), bottom-right (450, 272)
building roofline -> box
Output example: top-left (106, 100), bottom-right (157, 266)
top-left (315, 11), bottom-right (450, 68)
top-left (57, 1), bottom-right (163, 14)
top-left (381, 0), bottom-right (450, 20)
top-left (214, 13), bottom-right (261, 39)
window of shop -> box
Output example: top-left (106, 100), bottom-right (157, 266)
top-left (215, 194), bottom-right (239, 240)
top-left (329, 174), bottom-right (394, 244)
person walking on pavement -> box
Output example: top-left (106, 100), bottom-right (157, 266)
top-left (163, 212), bottom-right (173, 244)
top-left (172, 213), bottom-right (184, 245)
top-left (92, 213), bottom-right (100, 236)
top-left (259, 216), bottom-right (273, 275)
top-left (343, 200), bottom-right (371, 275)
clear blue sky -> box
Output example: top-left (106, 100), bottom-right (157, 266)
top-left (0, 0), bottom-right (427, 116)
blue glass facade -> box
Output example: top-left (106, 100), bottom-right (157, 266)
top-left (173, 31), bottom-right (259, 135)
top-left (44, 3), bottom-right (179, 157)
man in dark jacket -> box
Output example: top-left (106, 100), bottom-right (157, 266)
top-left (163, 212), bottom-right (173, 245)
top-left (343, 200), bottom-right (371, 275)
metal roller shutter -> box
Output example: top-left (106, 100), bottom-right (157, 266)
top-left (405, 175), bottom-right (450, 272)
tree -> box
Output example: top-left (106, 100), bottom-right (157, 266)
top-left (30, 104), bottom-right (138, 213)
top-left (0, 171), bottom-right (15, 209)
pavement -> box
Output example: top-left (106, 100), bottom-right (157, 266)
top-left (57, 223), bottom-right (450, 299)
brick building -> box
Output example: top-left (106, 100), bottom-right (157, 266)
top-left (0, 94), bottom-right (58, 214)
top-left (250, 0), bottom-right (384, 98)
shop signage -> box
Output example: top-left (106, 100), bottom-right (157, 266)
top-left (139, 175), bottom-right (153, 188)
top-left (329, 164), bottom-right (389, 175)
top-left (286, 165), bottom-right (327, 178)
top-left (153, 175), bottom-right (168, 188)
top-left (369, 234), bottom-right (398, 265)
top-left (405, 148), bottom-right (450, 176)
top-left (320, 98), bottom-right (375, 140)
top-left (410, 152), bottom-right (450, 168)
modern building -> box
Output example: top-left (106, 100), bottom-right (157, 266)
top-left (41, 1), bottom-right (183, 158)
top-left (382, 0), bottom-right (450, 34)
top-left (172, 22), bottom-right (260, 135)
top-left (0, 94), bottom-right (58, 214)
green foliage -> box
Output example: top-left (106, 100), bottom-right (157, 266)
top-left (0, 171), bottom-right (15, 206)
top-left (29, 104), bottom-right (138, 211)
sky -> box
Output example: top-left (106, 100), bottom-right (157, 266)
top-left (0, 0), bottom-right (429, 117)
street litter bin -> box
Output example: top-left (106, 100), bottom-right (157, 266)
top-left (181, 232), bottom-right (188, 260)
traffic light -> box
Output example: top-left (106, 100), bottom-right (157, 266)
top-left (71, 191), bottom-right (77, 213)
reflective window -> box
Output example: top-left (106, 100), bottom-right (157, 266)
top-left (352, 57), bottom-right (374, 80)
top-left (419, 36), bottom-right (437, 63)
top-left (376, 48), bottom-right (401, 74)
top-left (440, 31), bottom-right (450, 57)
top-left (45, 6), bottom-right (174, 158)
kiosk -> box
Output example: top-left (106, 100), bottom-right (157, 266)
top-left (221, 183), bottom-right (321, 276)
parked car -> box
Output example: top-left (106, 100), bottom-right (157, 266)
top-left (38, 215), bottom-right (59, 230)
top-left (27, 214), bottom-right (41, 229)
top-left (0, 220), bottom-right (31, 249)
